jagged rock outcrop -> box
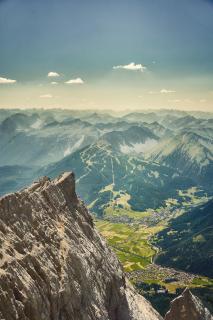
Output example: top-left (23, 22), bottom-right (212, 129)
top-left (165, 288), bottom-right (213, 320)
top-left (0, 172), bottom-right (162, 320)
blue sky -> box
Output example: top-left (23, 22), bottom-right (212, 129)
top-left (0, 0), bottom-right (213, 110)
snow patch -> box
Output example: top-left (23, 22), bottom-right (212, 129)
top-left (172, 173), bottom-right (179, 179)
top-left (152, 171), bottom-right (159, 178)
top-left (120, 139), bottom-right (158, 154)
top-left (64, 135), bottom-right (85, 157)
top-left (31, 119), bottom-right (43, 129)
top-left (147, 171), bottom-right (159, 178)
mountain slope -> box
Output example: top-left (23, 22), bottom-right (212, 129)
top-left (0, 165), bottom-right (35, 196)
top-left (100, 126), bottom-right (158, 155)
top-left (43, 142), bottom-right (196, 216)
top-left (147, 132), bottom-right (213, 188)
top-left (155, 200), bottom-right (213, 277)
top-left (0, 172), bottom-right (162, 320)
top-left (0, 116), bottom-right (100, 166)
top-left (0, 113), bottom-right (41, 133)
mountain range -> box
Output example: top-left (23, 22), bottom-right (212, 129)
top-left (0, 109), bottom-right (212, 199)
top-left (0, 108), bottom-right (212, 316)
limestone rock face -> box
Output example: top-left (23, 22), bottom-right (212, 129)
top-left (0, 172), bottom-right (162, 320)
top-left (165, 288), bottom-right (213, 320)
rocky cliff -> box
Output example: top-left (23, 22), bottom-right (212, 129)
top-left (165, 288), bottom-right (213, 320)
top-left (0, 172), bottom-right (162, 320)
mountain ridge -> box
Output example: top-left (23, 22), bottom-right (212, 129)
top-left (0, 171), bottom-right (162, 320)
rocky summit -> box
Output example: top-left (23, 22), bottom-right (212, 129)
top-left (165, 288), bottom-right (213, 320)
top-left (0, 172), bottom-right (162, 320)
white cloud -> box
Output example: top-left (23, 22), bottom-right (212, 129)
top-left (148, 91), bottom-right (158, 94)
top-left (51, 82), bottom-right (58, 85)
top-left (200, 99), bottom-right (207, 103)
top-left (0, 76), bottom-right (16, 84)
top-left (113, 62), bottom-right (147, 72)
top-left (160, 89), bottom-right (176, 94)
top-left (40, 94), bottom-right (53, 98)
top-left (47, 72), bottom-right (60, 77)
top-left (65, 78), bottom-right (84, 84)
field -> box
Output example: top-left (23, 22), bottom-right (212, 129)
top-left (95, 220), bottom-right (163, 272)
top-left (95, 217), bottom-right (213, 290)
top-left (95, 217), bottom-right (213, 316)
top-left (104, 206), bottom-right (152, 220)
top-left (95, 189), bottom-right (213, 316)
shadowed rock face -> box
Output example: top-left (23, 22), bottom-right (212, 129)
top-left (0, 172), bottom-right (162, 320)
top-left (165, 289), bottom-right (213, 320)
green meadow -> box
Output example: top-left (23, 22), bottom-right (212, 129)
top-left (95, 220), bottom-right (162, 272)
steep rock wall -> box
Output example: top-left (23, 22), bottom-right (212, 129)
top-left (0, 172), bottom-right (162, 320)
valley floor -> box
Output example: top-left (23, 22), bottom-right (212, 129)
top-left (95, 204), bottom-right (213, 316)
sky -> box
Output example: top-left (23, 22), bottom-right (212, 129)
top-left (0, 0), bottom-right (213, 111)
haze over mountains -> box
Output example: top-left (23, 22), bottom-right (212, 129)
top-left (0, 108), bottom-right (212, 200)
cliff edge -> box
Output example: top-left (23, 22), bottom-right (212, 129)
top-left (0, 172), bottom-right (162, 320)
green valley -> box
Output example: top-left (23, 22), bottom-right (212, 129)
top-left (95, 196), bottom-right (213, 316)
top-left (95, 220), bottom-right (162, 272)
